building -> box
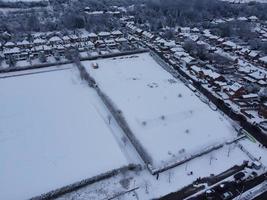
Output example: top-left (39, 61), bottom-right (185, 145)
top-left (111, 30), bottom-right (123, 38)
top-left (224, 82), bottom-right (246, 99)
top-left (259, 56), bottom-right (267, 67)
top-left (49, 36), bottom-right (62, 46)
top-left (98, 32), bottom-right (111, 39)
top-left (259, 102), bottom-right (267, 118)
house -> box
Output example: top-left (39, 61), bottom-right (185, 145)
top-left (248, 70), bottom-right (267, 81)
top-left (3, 47), bottom-right (20, 59)
top-left (222, 41), bottom-right (238, 51)
top-left (238, 48), bottom-right (250, 56)
top-left (180, 55), bottom-right (198, 67)
top-left (248, 16), bottom-right (258, 22)
top-left (174, 51), bottom-right (190, 60)
top-left (95, 40), bottom-right (106, 48)
top-left (33, 38), bottom-right (46, 46)
top-left (31, 45), bottom-right (45, 57)
top-left (43, 45), bottom-right (53, 55)
top-left (69, 34), bottom-right (79, 43)
top-left (79, 32), bottom-right (91, 42)
top-left (54, 45), bottom-right (65, 55)
top-left (212, 64), bottom-right (237, 74)
top-left (223, 82), bottom-right (246, 99)
top-left (180, 27), bottom-right (190, 33)
top-left (142, 31), bottom-right (155, 41)
top-left (17, 40), bottom-right (31, 48)
top-left (238, 66), bottom-right (254, 75)
top-left (243, 76), bottom-right (257, 84)
top-left (85, 41), bottom-right (95, 49)
top-left (191, 27), bottom-right (200, 33)
top-left (259, 56), bottom-right (267, 67)
top-left (259, 102), bottom-right (267, 118)
top-left (213, 81), bottom-right (227, 91)
top-left (233, 99), bottom-right (259, 110)
top-left (98, 32), bottom-right (111, 39)
top-left (111, 30), bottom-right (123, 38)
top-left (135, 28), bottom-right (143, 36)
top-left (190, 65), bottom-right (203, 76)
top-left (237, 17), bottom-right (248, 21)
top-left (241, 93), bottom-right (259, 101)
top-left (62, 35), bottom-right (71, 44)
top-left (115, 37), bottom-right (128, 48)
top-left (247, 51), bottom-right (260, 61)
top-left (190, 65), bottom-right (225, 83)
top-left (258, 80), bottom-right (267, 87)
top-left (88, 33), bottom-right (98, 42)
top-left (170, 46), bottom-right (184, 53)
top-left (4, 41), bottom-right (16, 48)
top-left (104, 39), bottom-right (117, 48)
top-left (49, 36), bottom-right (62, 46)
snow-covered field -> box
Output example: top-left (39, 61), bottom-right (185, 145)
top-left (0, 66), bottom-right (128, 200)
top-left (83, 53), bottom-right (238, 169)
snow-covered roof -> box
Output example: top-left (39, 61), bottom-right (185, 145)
top-left (222, 41), bottom-right (237, 48)
top-left (142, 31), bottom-right (154, 39)
top-left (3, 47), bottom-right (20, 54)
top-left (115, 37), bottom-right (127, 42)
top-left (170, 46), bottom-right (184, 53)
top-left (86, 41), bottom-right (94, 46)
top-left (242, 93), bottom-right (258, 99)
top-left (248, 16), bottom-right (258, 20)
top-left (49, 36), bottom-right (62, 42)
top-left (228, 82), bottom-right (243, 92)
top-left (98, 32), bottom-right (111, 37)
top-left (191, 27), bottom-right (200, 32)
top-left (240, 48), bottom-right (250, 54)
top-left (104, 39), bottom-right (115, 43)
top-left (111, 30), bottom-right (123, 35)
top-left (249, 70), bottom-right (267, 80)
top-left (88, 33), bottom-right (97, 38)
top-left (62, 35), bottom-right (70, 41)
top-left (33, 38), bottom-right (46, 44)
top-left (258, 80), bottom-right (267, 85)
top-left (248, 51), bottom-right (260, 58)
top-left (69, 35), bottom-right (79, 40)
top-left (18, 40), bottom-right (30, 46)
top-left (259, 56), bottom-right (267, 64)
top-left (43, 45), bottom-right (52, 50)
top-left (4, 41), bottom-right (15, 47)
top-left (174, 51), bottom-right (189, 58)
top-left (181, 55), bottom-right (195, 64)
top-left (237, 17), bottom-right (248, 21)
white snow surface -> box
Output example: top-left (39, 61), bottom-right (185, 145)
top-left (83, 53), bottom-right (237, 168)
top-left (0, 66), bottom-right (128, 200)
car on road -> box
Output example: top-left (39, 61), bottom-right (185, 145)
top-left (220, 191), bottom-right (233, 200)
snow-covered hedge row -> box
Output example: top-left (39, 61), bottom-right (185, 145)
top-left (95, 87), bottom-right (154, 167)
top-left (30, 164), bottom-right (140, 200)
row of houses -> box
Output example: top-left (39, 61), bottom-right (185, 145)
top-left (0, 30), bottom-right (124, 49)
top-left (0, 30), bottom-right (128, 61)
top-left (211, 15), bottom-right (259, 25)
top-left (201, 29), bottom-right (267, 68)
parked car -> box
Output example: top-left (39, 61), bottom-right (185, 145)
top-left (220, 191), bottom-right (233, 200)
